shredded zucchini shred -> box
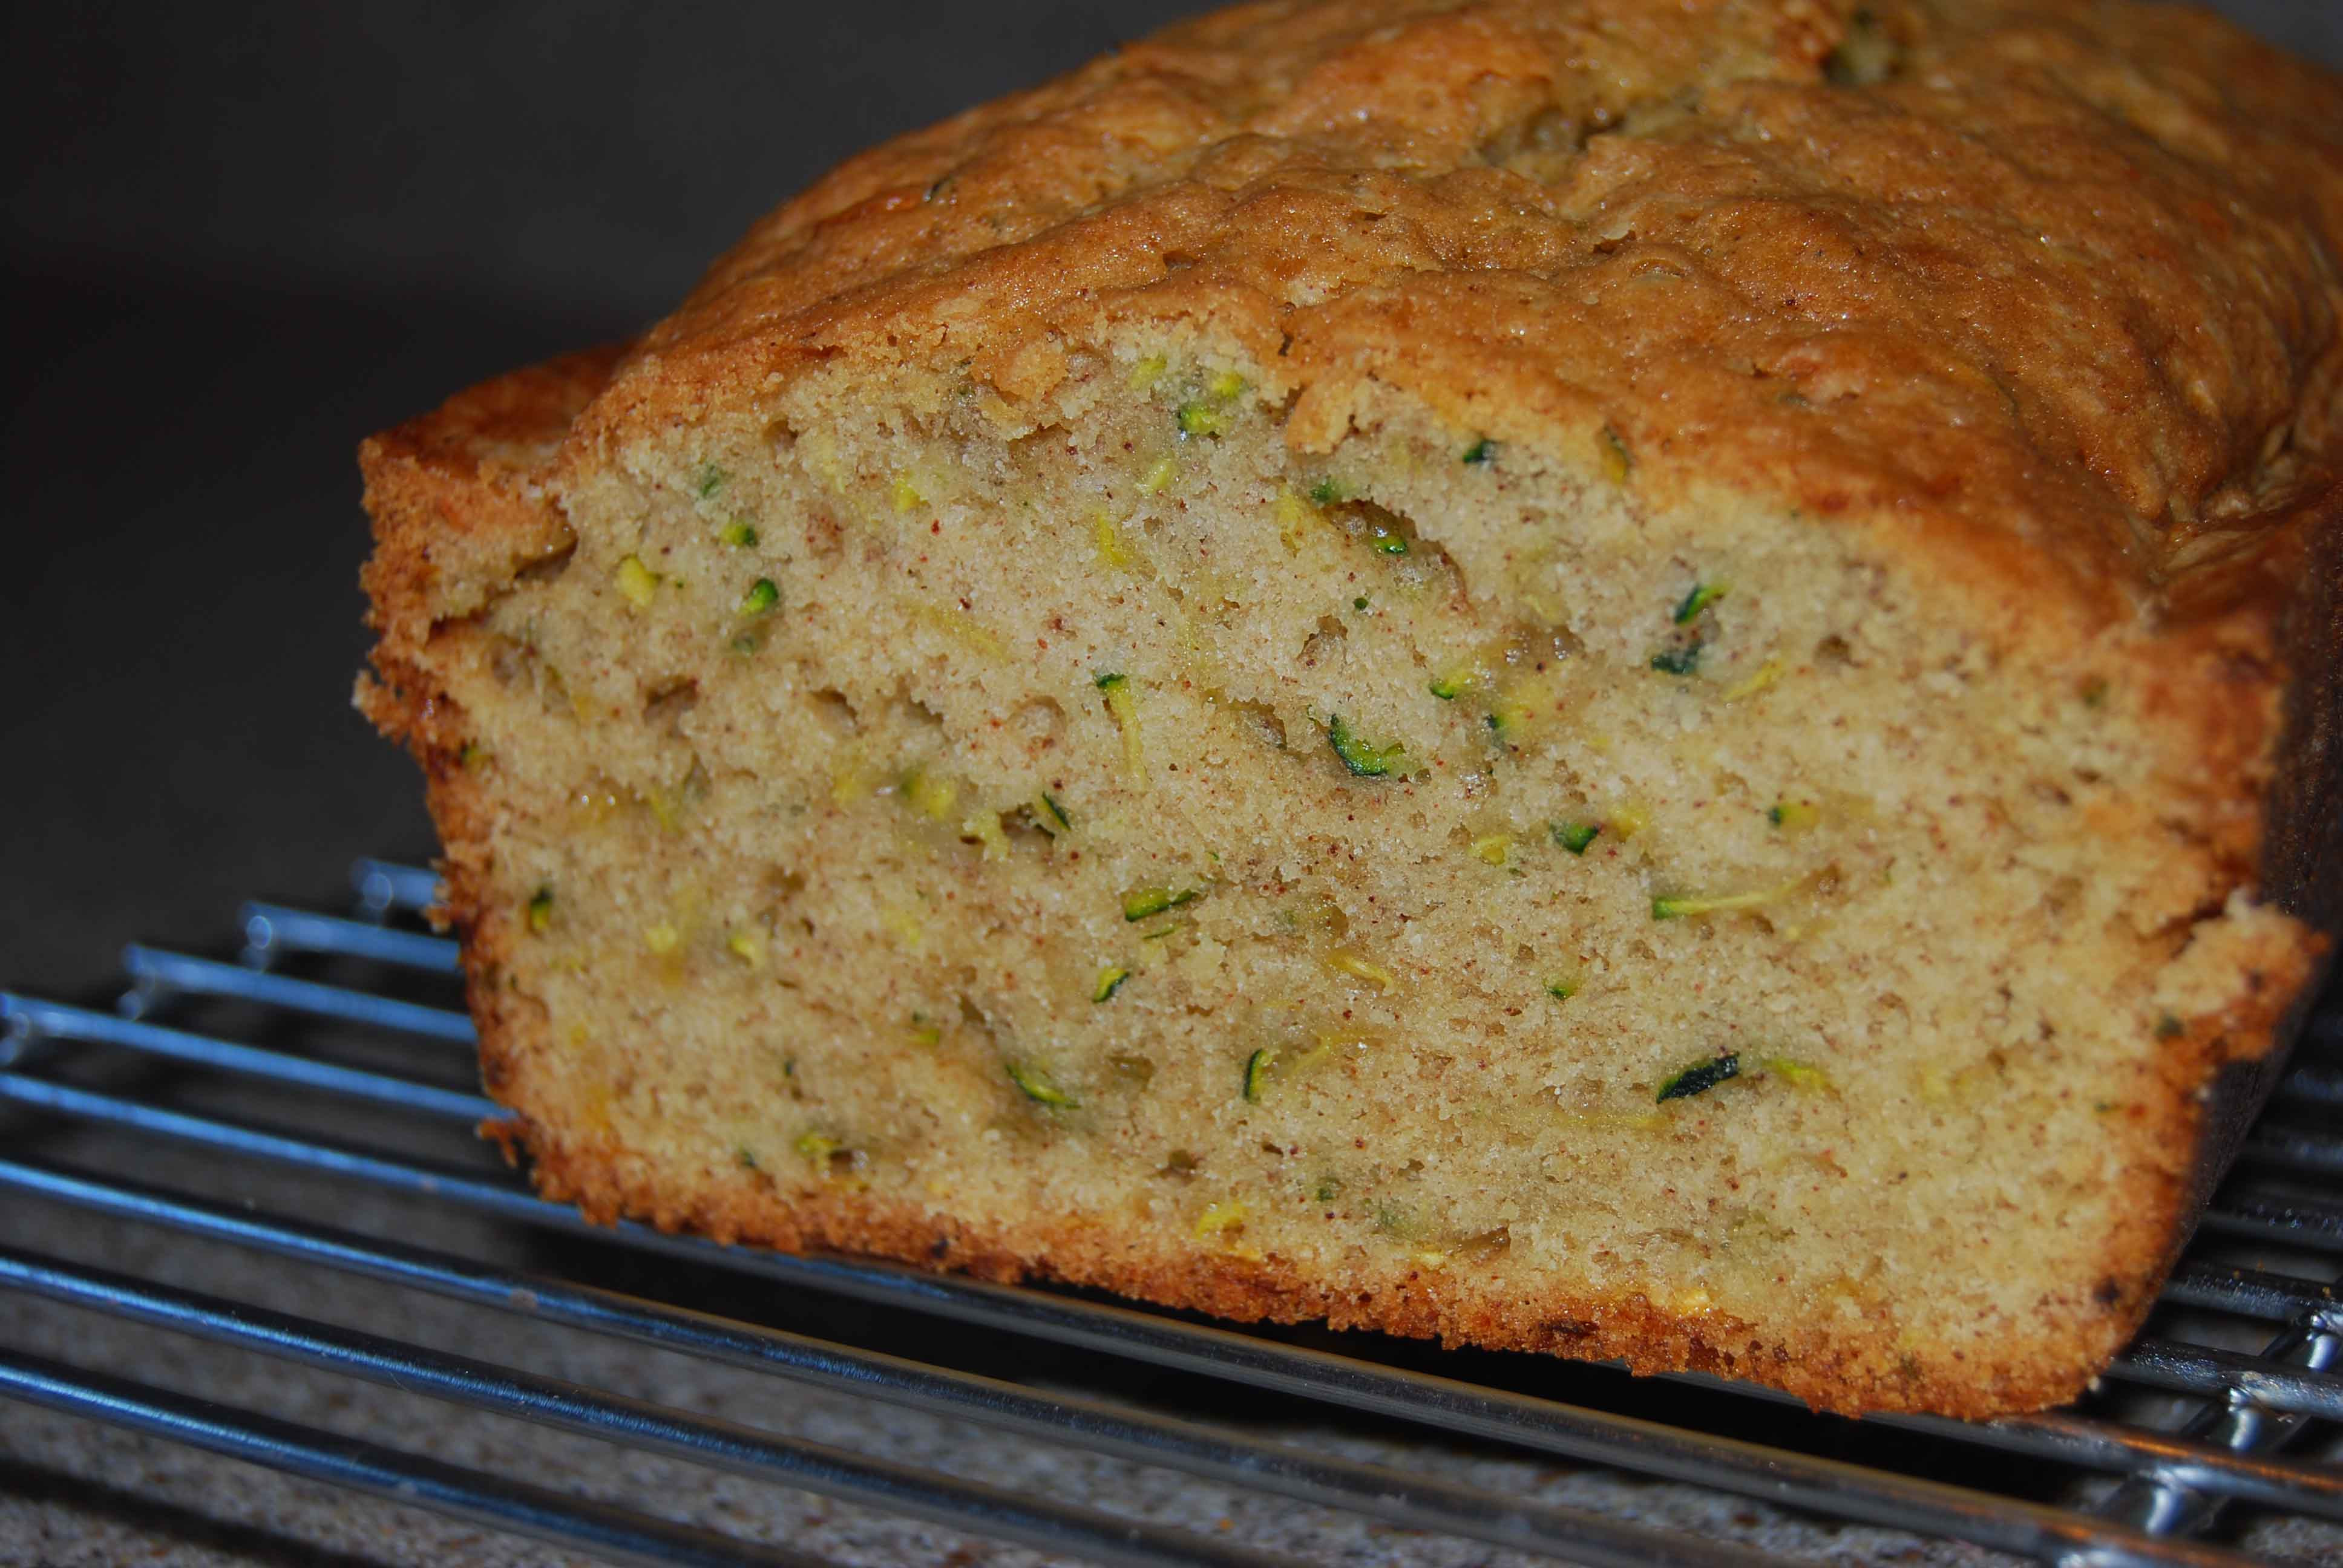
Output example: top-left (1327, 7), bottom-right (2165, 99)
top-left (1193, 1201), bottom-right (1248, 1238)
top-left (1122, 884), bottom-right (1200, 921)
top-left (908, 601), bottom-right (1004, 658)
top-left (1242, 1047), bottom-right (1276, 1102)
top-left (1325, 714), bottom-right (1406, 778)
top-left (1273, 485), bottom-right (1317, 549)
top-left (900, 766), bottom-right (959, 821)
top-left (525, 888), bottom-right (554, 935)
top-left (1651, 875), bottom-right (1805, 921)
top-left (1673, 581), bottom-right (1729, 624)
top-left (1031, 792), bottom-right (1072, 835)
top-left (1768, 799), bottom-right (1820, 831)
top-left (1551, 820), bottom-right (1600, 854)
top-left (1095, 672), bottom-right (1147, 780)
top-left (1722, 657), bottom-right (1785, 702)
top-left (614, 555), bottom-right (659, 608)
top-left (1177, 400), bottom-right (1231, 437)
top-left (960, 811), bottom-right (1011, 861)
top-left (1758, 1056), bottom-right (1834, 1092)
top-left (1006, 1062), bottom-right (1075, 1106)
top-left (1092, 511), bottom-right (1139, 570)
top-left (1323, 949), bottom-right (1397, 990)
top-left (1656, 1053), bottom-right (1740, 1102)
top-left (1092, 966), bottom-right (1130, 1004)
top-left (1599, 426), bottom-right (1634, 484)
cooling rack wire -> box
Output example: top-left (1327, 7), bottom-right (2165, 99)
top-left (0, 858), bottom-right (2337, 1567)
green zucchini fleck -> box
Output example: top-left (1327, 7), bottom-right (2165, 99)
top-left (1768, 799), bottom-right (1820, 831)
top-left (736, 1146), bottom-right (759, 1170)
top-left (1757, 1055), bottom-right (1833, 1092)
top-left (1550, 820), bottom-right (1600, 854)
top-left (1368, 521), bottom-right (1408, 555)
top-left (1123, 885), bottom-right (1201, 921)
top-left (1092, 965), bottom-right (1131, 1003)
top-left (1308, 477), bottom-right (1346, 506)
top-left (1461, 439), bottom-right (1492, 465)
top-left (695, 464), bottom-right (727, 499)
top-left (1656, 1053), bottom-right (1740, 1102)
top-left (1007, 1062), bottom-right (1076, 1106)
top-left (2155, 1013), bottom-right (2184, 1039)
top-left (1601, 425), bottom-right (1634, 483)
top-left (1650, 644), bottom-right (1702, 676)
top-left (1354, 595), bottom-right (1370, 610)
top-left (1314, 1175), bottom-right (1344, 1203)
top-left (1242, 1047), bottom-right (1277, 1103)
top-left (795, 1131), bottom-right (839, 1162)
top-left (719, 521), bottom-right (758, 547)
top-left (1545, 978), bottom-right (1579, 1001)
top-left (1673, 581), bottom-right (1729, 624)
top-left (1177, 400), bottom-right (1231, 438)
top-left (1325, 714), bottom-right (1406, 778)
top-left (1429, 675), bottom-right (1464, 701)
top-left (525, 887), bottom-right (554, 935)
top-left (1651, 880), bottom-right (1795, 920)
top-left (1094, 671), bottom-right (1128, 693)
top-left (739, 578), bottom-right (779, 615)
top-left (1033, 792), bottom-right (1072, 834)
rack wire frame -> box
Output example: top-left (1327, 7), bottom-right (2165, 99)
top-left (0, 858), bottom-right (2335, 1567)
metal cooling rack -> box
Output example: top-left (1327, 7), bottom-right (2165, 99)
top-left (1, 859), bottom-right (2338, 1567)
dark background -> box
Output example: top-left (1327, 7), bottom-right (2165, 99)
top-left (5, 2), bottom-right (2339, 996)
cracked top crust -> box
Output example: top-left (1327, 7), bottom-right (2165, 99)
top-left (545, 0), bottom-right (2343, 636)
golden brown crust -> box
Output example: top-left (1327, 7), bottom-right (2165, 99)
top-left (574, 0), bottom-right (2343, 635)
top-left (500, 1099), bottom-right (2091, 1420)
top-left (359, 344), bottom-right (623, 662)
top-left (358, 1), bottom-right (2343, 1419)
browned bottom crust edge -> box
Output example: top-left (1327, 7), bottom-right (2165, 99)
top-left (482, 1107), bottom-right (2159, 1422)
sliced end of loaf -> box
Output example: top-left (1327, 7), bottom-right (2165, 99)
top-left (363, 338), bottom-right (2322, 1417)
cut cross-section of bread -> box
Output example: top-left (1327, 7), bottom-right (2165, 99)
top-left (359, 0), bottom-right (2343, 1418)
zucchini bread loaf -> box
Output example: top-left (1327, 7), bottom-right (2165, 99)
top-left (359, 0), bottom-right (2343, 1417)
